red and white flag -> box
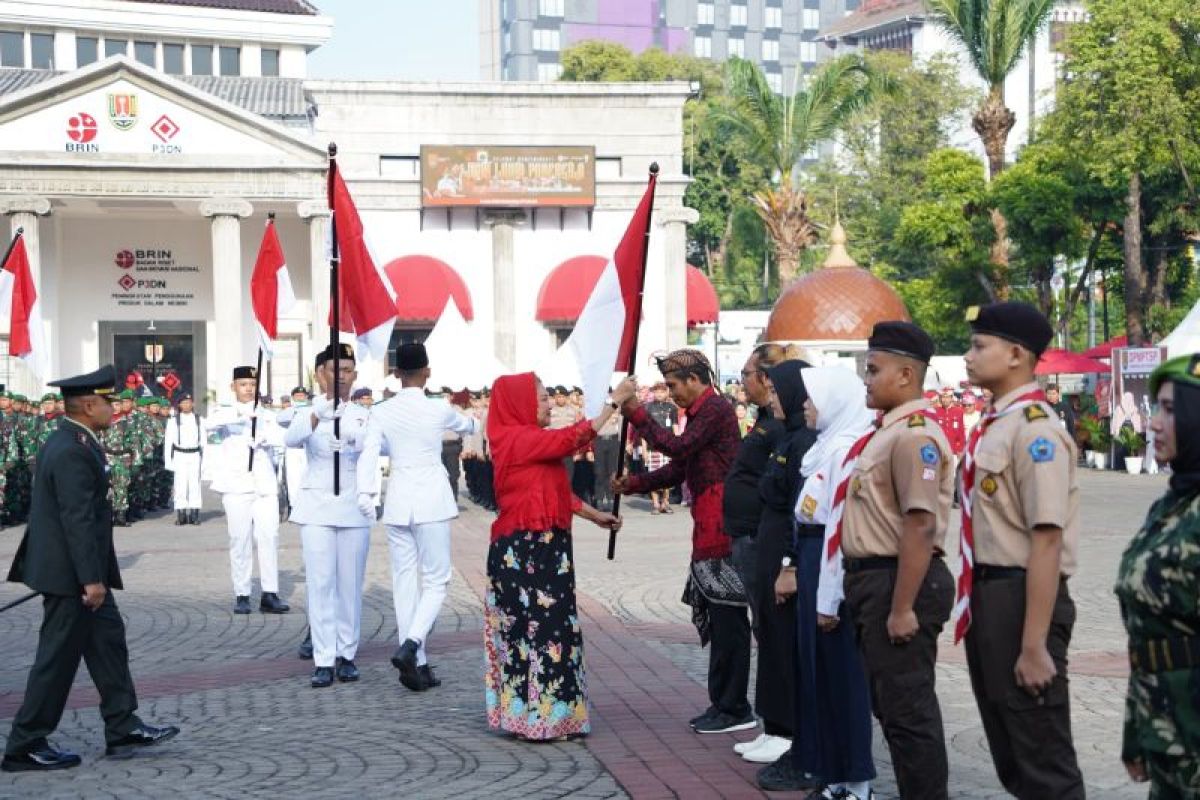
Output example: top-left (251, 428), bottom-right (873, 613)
top-left (0, 232), bottom-right (46, 379)
top-left (249, 217), bottom-right (296, 358)
top-left (563, 171), bottom-right (657, 416)
top-left (328, 160), bottom-right (396, 361)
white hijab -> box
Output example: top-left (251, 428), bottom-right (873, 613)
top-left (798, 366), bottom-right (875, 479)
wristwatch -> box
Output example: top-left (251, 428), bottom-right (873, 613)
top-left (608, 399), bottom-right (620, 411)
top-left (780, 556), bottom-right (794, 569)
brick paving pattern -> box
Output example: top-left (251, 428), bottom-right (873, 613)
top-left (0, 470), bottom-right (1164, 798)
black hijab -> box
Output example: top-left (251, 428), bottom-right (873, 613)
top-left (766, 360), bottom-right (811, 431)
top-left (1169, 381), bottom-right (1200, 496)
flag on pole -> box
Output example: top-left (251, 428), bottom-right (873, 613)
top-left (249, 216), bottom-right (296, 359)
top-left (0, 231), bottom-right (46, 379)
top-left (562, 170), bottom-right (657, 417)
top-left (327, 161), bottom-right (397, 361)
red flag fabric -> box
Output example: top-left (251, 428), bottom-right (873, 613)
top-left (613, 171), bottom-right (657, 372)
top-left (0, 233), bottom-right (46, 377)
top-left (249, 218), bottom-right (295, 358)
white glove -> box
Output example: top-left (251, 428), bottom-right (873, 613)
top-left (356, 493), bottom-right (376, 519)
top-left (312, 394), bottom-right (346, 421)
top-left (328, 437), bottom-right (343, 453)
top-left (253, 423), bottom-right (271, 447)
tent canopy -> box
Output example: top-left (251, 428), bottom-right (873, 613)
top-left (1161, 296), bottom-right (1200, 357)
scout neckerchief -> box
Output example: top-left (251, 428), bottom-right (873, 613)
top-left (825, 403), bottom-right (940, 564)
top-left (953, 388), bottom-right (1047, 643)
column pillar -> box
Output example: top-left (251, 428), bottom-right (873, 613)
top-left (656, 206), bottom-right (700, 352)
top-left (200, 198), bottom-right (252, 386)
top-left (484, 210), bottom-right (526, 370)
top-left (1, 196), bottom-right (52, 383)
top-left (298, 199), bottom-right (330, 365)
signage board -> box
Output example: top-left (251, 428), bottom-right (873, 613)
top-left (420, 145), bottom-right (595, 207)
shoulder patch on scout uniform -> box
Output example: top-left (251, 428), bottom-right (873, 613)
top-left (800, 495), bottom-right (818, 519)
top-left (980, 475), bottom-right (998, 496)
top-left (919, 443), bottom-right (940, 465)
top-left (1024, 405), bottom-right (1049, 422)
top-left (1028, 436), bottom-right (1056, 463)
top-left (908, 415), bottom-right (926, 428)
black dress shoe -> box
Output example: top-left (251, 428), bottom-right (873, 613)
top-left (335, 658), bottom-right (359, 683)
top-left (311, 666), bottom-right (334, 688)
top-left (1, 744), bottom-right (82, 772)
top-left (174, 511), bottom-right (186, 526)
top-left (688, 706), bottom-right (719, 727)
top-left (259, 592), bottom-right (290, 614)
top-left (114, 510), bottom-right (129, 527)
top-left (105, 724), bottom-right (180, 758)
top-left (391, 639), bottom-right (422, 691)
top-left (233, 595), bottom-right (251, 615)
top-left (189, 509), bottom-right (200, 525)
top-left (419, 664), bottom-right (441, 689)
top-left (298, 630), bottom-right (313, 660)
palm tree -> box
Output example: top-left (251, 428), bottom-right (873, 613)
top-left (715, 56), bottom-right (888, 283)
top-left (926, 0), bottom-right (1058, 296)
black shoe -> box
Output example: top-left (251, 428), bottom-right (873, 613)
top-left (756, 754), bottom-right (818, 792)
top-left (189, 509), bottom-right (200, 525)
top-left (233, 595), bottom-right (251, 615)
top-left (113, 510), bottom-right (129, 527)
top-left (298, 630), bottom-right (313, 660)
top-left (310, 666), bottom-right (334, 688)
top-left (419, 664), bottom-right (441, 689)
top-left (391, 638), bottom-right (422, 691)
top-left (174, 511), bottom-right (185, 526)
top-left (105, 724), bottom-right (180, 758)
top-left (335, 658), bottom-right (359, 683)
top-left (1, 743), bottom-right (82, 772)
top-left (688, 706), bottom-right (719, 727)
top-left (259, 592), bottom-right (290, 614)
top-left (692, 711), bottom-right (757, 735)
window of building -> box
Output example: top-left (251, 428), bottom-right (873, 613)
top-left (191, 44), bottom-right (213, 75)
top-left (728, 37), bottom-right (744, 58)
top-left (104, 38), bottom-right (128, 58)
top-left (533, 28), bottom-right (560, 51)
top-left (693, 35), bottom-right (711, 58)
top-left (697, 2), bottom-right (714, 25)
top-left (163, 42), bottom-right (184, 74)
top-left (803, 8), bottom-right (820, 30)
top-left (762, 38), bottom-right (779, 61)
top-left (766, 71), bottom-right (783, 94)
top-left (538, 0), bottom-right (564, 17)
top-left (76, 36), bottom-right (98, 66)
top-left (261, 47), bottom-right (279, 76)
top-left (134, 40), bottom-right (156, 67)
top-left (219, 45), bottom-right (240, 75)
top-left (730, 3), bottom-right (747, 27)
top-left (537, 61), bottom-right (562, 81)
top-left (764, 6), bottom-right (782, 28)
top-left (0, 31), bottom-right (20, 67)
top-left (30, 33), bottom-right (53, 69)
top-left (800, 40), bottom-right (817, 62)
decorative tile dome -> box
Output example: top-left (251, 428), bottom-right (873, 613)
top-left (765, 219), bottom-right (909, 341)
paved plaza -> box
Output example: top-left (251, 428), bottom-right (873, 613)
top-left (0, 470), bottom-right (1164, 799)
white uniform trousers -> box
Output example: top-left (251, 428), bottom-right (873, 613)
top-left (301, 525), bottom-right (370, 667)
top-left (386, 521), bottom-right (452, 665)
top-left (171, 452), bottom-right (203, 510)
top-left (222, 493), bottom-right (280, 596)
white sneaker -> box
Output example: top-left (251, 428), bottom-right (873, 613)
top-left (742, 734), bottom-right (792, 764)
top-left (733, 732), bottom-right (769, 755)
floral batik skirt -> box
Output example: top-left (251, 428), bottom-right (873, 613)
top-left (484, 527), bottom-right (590, 740)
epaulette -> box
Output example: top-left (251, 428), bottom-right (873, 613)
top-left (1024, 405), bottom-right (1049, 422)
top-left (907, 415), bottom-right (926, 428)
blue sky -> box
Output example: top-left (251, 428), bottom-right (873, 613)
top-left (308, 0), bottom-right (481, 81)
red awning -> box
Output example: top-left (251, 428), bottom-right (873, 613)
top-left (383, 255), bottom-right (474, 322)
top-left (1036, 348), bottom-right (1110, 375)
top-left (535, 256), bottom-right (720, 326)
top-left (1082, 335), bottom-right (1127, 360)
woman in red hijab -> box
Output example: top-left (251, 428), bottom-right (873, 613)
top-left (485, 372), bottom-right (635, 740)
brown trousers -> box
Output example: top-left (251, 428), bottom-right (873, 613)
top-left (965, 575), bottom-right (1085, 800)
top-left (844, 558), bottom-right (954, 800)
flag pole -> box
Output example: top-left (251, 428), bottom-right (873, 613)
top-left (327, 143), bottom-right (342, 496)
top-left (248, 212), bottom-right (274, 471)
top-left (608, 162), bottom-right (658, 561)
top-left (0, 227), bottom-right (23, 268)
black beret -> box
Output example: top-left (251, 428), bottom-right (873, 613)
top-left (50, 364), bottom-right (118, 398)
top-left (174, 392), bottom-right (193, 404)
top-left (396, 343), bottom-right (429, 371)
top-left (232, 366), bottom-right (258, 381)
top-left (967, 302), bottom-right (1054, 356)
top-left (868, 321), bottom-right (935, 364)
top-left (290, 386), bottom-right (309, 397)
top-left (316, 342), bottom-right (355, 367)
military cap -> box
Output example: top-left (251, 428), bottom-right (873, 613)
top-left (117, 389), bottom-right (135, 401)
top-left (290, 386), bottom-right (309, 397)
top-left (1150, 353), bottom-right (1200, 395)
top-left (232, 365), bottom-right (259, 381)
top-left (868, 321), bottom-right (935, 364)
top-left (396, 342), bottom-right (429, 371)
top-left (174, 392), bottom-right (194, 404)
top-left (552, 385), bottom-right (568, 396)
top-left (13, 394), bottom-right (26, 403)
top-left (136, 396), bottom-right (152, 407)
top-left (316, 342), bottom-right (355, 367)
top-left (48, 364), bottom-right (118, 399)
top-left (40, 392), bottom-right (56, 403)
top-left (966, 302), bottom-right (1054, 357)
top-left (351, 387), bottom-right (372, 401)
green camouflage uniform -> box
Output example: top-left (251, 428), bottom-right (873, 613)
top-left (0, 406), bottom-right (15, 524)
top-left (101, 413), bottom-right (134, 515)
top-left (149, 407), bottom-right (171, 508)
top-left (7, 405), bottom-right (35, 522)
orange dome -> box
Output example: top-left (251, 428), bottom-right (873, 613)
top-left (765, 220), bottom-right (909, 341)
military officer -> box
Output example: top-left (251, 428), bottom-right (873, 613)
top-left (1, 365), bottom-right (179, 772)
top-left (286, 343), bottom-right (373, 688)
top-left (960, 303), bottom-right (1084, 799)
top-left (164, 393), bottom-right (205, 526)
top-left (206, 366), bottom-right (288, 615)
top-left (839, 321), bottom-right (955, 800)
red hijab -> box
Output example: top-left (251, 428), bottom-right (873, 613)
top-left (487, 372), bottom-right (539, 462)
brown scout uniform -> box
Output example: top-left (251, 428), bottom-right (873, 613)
top-left (964, 382), bottom-right (1084, 800)
top-left (842, 397), bottom-right (955, 800)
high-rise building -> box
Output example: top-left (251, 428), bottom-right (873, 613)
top-left (481, 0), bottom-right (860, 92)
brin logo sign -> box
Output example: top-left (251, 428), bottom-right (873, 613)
top-left (107, 93), bottom-right (138, 131)
top-left (66, 112), bottom-right (99, 152)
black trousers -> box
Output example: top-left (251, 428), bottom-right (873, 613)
top-left (965, 576), bottom-right (1084, 800)
top-left (707, 602), bottom-right (752, 718)
top-left (6, 591), bottom-right (140, 754)
top-left (441, 442), bottom-right (462, 501)
top-left (592, 435), bottom-right (620, 509)
top-left (844, 558), bottom-right (953, 800)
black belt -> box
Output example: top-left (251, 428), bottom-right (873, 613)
top-left (172, 446), bottom-right (201, 454)
top-left (106, 450), bottom-right (133, 457)
top-left (1130, 635), bottom-right (1200, 673)
top-left (975, 564), bottom-right (1027, 581)
top-left (844, 552), bottom-right (946, 573)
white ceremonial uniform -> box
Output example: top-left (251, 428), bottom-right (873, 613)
top-left (286, 396), bottom-right (373, 668)
top-left (207, 402), bottom-right (285, 596)
top-left (357, 387), bottom-right (478, 666)
top-left (275, 404), bottom-right (309, 513)
top-left (164, 411), bottom-right (206, 511)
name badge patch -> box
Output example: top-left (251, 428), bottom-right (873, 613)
top-left (922, 467), bottom-right (936, 481)
top-left (1028, 437), bottom-right (1056, 463)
